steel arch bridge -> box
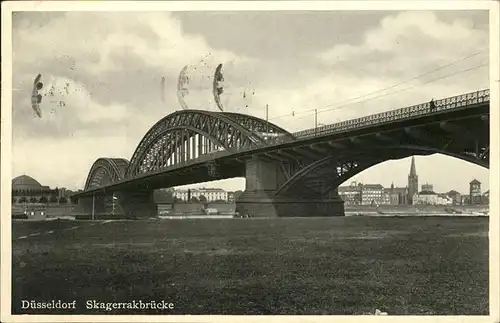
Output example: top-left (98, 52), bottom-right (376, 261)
top-left (84, 158), bottom-right (130, 190)
top-left (84, 110), bottom-right (294, 189)
top-left (78, 88), bottom-right (490, 218)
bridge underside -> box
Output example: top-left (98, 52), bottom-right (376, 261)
top-left (234, 155), bottom-right (345, 217)
top-left (235, 110), bottom-right (488, 217)
top-left (76, 157), bottom-right (246, 218)
top-left (75, 191), bottom-right (158, 219)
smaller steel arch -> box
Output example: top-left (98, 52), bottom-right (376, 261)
top-left (276, 145), bottom-right (489, 197)
top-left (84, 158), bottom-right (130, 190)
top-left (275, 150), bottom-right (383, 197)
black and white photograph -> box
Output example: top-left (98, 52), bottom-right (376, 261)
top-left (1, 1), bottom-right (499, 322)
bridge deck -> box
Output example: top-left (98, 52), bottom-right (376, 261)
top-left (75, 89), bottom-right (489, 196)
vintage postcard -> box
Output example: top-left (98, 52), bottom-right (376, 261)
top-left (1, 1), bottom-right (499, 322)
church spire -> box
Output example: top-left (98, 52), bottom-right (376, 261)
top-left (409, 156), bottom-right (417, 177)
top-left (407, 156), bottom-right (419, 204)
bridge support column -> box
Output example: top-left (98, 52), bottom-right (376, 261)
top-left (115, 189), bottom-right (156, 219)
top-left (236, 191), bottom-right (345, 217)
top-left (236, 156), bottom-right (345, 217)
top-left (75, 194), bottom-right (107, 217)
top-left (75, 196), bottom-right (93, 214)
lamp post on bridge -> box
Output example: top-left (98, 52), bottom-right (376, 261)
top-left (91, 193), bottom-right (95, 221)
top-left (314, 109), bottom-right (321, 136)
top-left (112, 193), bottom-right (117, 216)
top-left (314, 109), bottom-right (318, 135)
top-left (265, 104), bottom-right (269, 134)
top-left (316, 121), bottom-right (326, 137)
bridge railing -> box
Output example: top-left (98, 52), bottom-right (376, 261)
top-left (288, 89), bottom-right (490, 140)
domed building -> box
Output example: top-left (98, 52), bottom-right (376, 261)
top-left (12, 175), bottom-right (51, 203)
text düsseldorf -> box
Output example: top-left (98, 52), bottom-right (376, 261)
top-left (21, 300), bottom-right (76, 309)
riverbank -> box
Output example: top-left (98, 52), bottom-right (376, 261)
top-left (345, 204), bottom-right (488, 217)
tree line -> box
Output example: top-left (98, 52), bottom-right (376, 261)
top-left (13, 196), bottom-right (72, 204)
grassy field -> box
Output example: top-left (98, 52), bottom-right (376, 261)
top-left (12, 216), bottom-right (489, 315)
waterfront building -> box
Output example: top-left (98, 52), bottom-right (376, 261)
top-left (360, 184), bottom-right (385, 205)
top-left (482, 190), bottom-right (489, 204)
top-left (413, 190), bottom-right (453, 205)
top-left (338, 182), bottom-right (362, 205)
top-left (174, 187), bottom-right (228, 202)
top-left (447, 190), bottom-right (462, 205)
top-left (12, 175), bottom-right (71, 204)
top-left (469, 179), bottom-right (482, 205)
top-left (381, 184), bottom-right (398, 205)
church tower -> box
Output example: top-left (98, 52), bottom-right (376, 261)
top-left (407, 156), bottom-right (418, 204)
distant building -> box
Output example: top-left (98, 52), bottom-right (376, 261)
top-left (174, 189), bottom-right (191, 202)
top-left (393, 187), bottom-right (409, 205)
top-left (383, 183), bottom-right (409, 205)
top-left (447, 190), bottom-right (462, 205)
top-left (12, 175), bottom-right (70, 204)
top-left (341, 182), bottom-right (409, 206)
top-left (12, 175), bottom-right (51, 202)
top-left (414, 190), bottom-right (452, 205)
top-left (469, 179), bottom-right (482, 205)
top-left (201, 188), bottom-right (228, 202)
top-left (421, 183), bottom-right (433, 192)
top-left (482, 190), bottom-right (489, 204)
top-left (174, 187), bottom-right (228, 202)
top-left (407, 157), bottom-right (419, 204)
top-left (338, 182), bottom-right (362, 205)
top-left (382, 188), bottom-right (395, 205)
top-left (360, 184), bottom-right (384, 205)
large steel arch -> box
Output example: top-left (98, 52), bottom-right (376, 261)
top-left (276, 145), bottom-right (489, 197)
top-left (125, 110), bottom-right (268, 177)
top-left (84, 158), bottom-right (130, 190)
top-left (129, 126), bottom-right (230, 176)
top-left (221, 112), bottom-right (296, 141)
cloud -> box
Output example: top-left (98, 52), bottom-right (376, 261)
top-left (12, 12), bottom-right (243, 136)
top-left (12, 12), bottom-right (247, 185)
top-left (13, 135), bottom-right (133, 190)
top-left (318, 11), bottom-right (487, 70)
top-left (255, 11), bottom-right (489, 132)
top-left (11, 10), bottom-right (489, 192)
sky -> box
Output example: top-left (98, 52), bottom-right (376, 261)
top-left (10, 9), bottom-right (490, 195)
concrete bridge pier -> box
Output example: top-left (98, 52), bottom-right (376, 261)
top-left (115, 189), bottom-right (157, 218)
top-left (75, 196), bottom-right (93, 214)
top-left (235, 156), bottom-right (345, 217)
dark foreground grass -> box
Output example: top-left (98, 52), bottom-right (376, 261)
top-left (12, 216), bottom-right (488, 315)
top-left (12, 219), bottom-right (87, 239)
